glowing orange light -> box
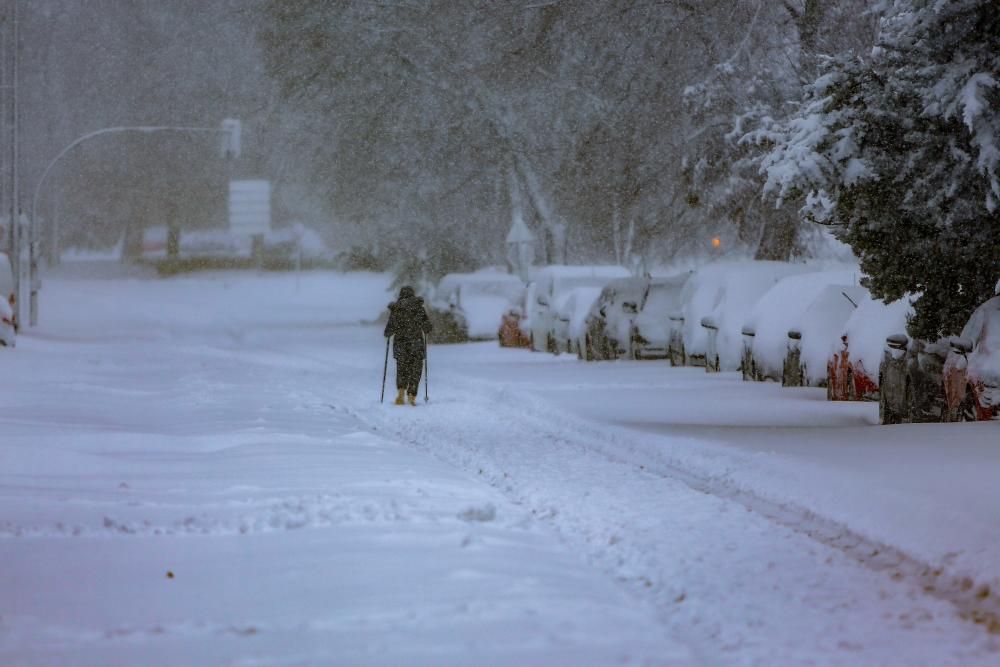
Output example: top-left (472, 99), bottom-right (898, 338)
top-left (711, 237), bottom-right (721, 248)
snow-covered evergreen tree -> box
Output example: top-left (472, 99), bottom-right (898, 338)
top-left (757, 0), bottom-right (999, 337)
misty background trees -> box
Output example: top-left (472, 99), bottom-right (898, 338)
top-left (5, 0), bottom-right (997, 335)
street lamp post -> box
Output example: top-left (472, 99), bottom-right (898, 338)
top-left (505, 213), bottom-right (536, 283)
top-left (28, 122), bottom-right (239, 326)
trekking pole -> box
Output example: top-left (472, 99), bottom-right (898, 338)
top-left (424, 333), bottom-right (429, 403)
top-left (380, 336), bottom-right (390, 403)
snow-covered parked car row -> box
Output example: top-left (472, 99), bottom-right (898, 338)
top-left (421, 261), bottom-right (998, 424)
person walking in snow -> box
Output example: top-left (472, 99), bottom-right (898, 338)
top-left (384, 286), bottom-right (433, 406)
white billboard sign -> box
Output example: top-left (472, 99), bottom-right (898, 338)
top-left (229, 180), bottom-right (271, 235)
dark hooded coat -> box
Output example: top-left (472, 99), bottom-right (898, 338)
top-left (384, 289), bottom-right (433, 361)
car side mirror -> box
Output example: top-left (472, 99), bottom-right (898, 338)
top-left (885, 333), bottom-right (908, 351)
top-left (950, 336), bottom-right (973, 354)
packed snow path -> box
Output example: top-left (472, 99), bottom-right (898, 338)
top-left (2, 269), bottom-right (998, 666)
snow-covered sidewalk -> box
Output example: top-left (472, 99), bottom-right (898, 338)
top-left (2, 269), bottom-right (998, 666)
top-left (0, 271), bottom-right (684, 666)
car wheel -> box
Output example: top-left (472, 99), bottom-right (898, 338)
top-left (879, 388), bottom-right (899, 425)
top-left (903, 379), bottom-right (915, 423)
top-left (958, 387), bottom-right (978, 422)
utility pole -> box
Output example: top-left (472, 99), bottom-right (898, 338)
top-left (7, 0), bottom-right (20, 329)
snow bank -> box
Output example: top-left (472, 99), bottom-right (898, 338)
top-left (37, 270), bottom-right (394, 342)
top-left (60, 239), bottom-right (125, 262)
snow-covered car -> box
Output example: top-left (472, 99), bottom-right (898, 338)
top-left (740, 269), bottom-right (859, 382)
top-left (552, 286), bottom-right (602, 355)
top-left (0, 294), bottom-right (15, 347)
top-left (431, 271), bottom-right (525, 343)
top-left (580, 277), bottom-right (649, 360)
top-left (878, 335), bottom-right (948, 424)
top-left (1, 251), bottom-right (16, 334)
top-left (694, 260), bottom-right (813, 372)
top-left (942, 289), bottom-right (1000, 421)
top-left (828, 295), bottom-right (913, 401)
top-left (630, 273), bottom-right (690, 360)
top-left (527, 265), bottom-right (630, 353)
top-left (580, 288), bottom-right (617, 361)
top-left (597, 277), bottom-right (650, 359)
top-left (783, 285), bottom-right (867, 387)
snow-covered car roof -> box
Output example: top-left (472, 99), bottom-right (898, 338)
top-left (435, 270), bottom-right (523, 305)
top-left (603, 277), bottom-right (649, 308)
top-left (533, 265), bottom-right (631, 297)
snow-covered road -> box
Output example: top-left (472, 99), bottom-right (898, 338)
top-left (2, 269), bottom-right (997, 666)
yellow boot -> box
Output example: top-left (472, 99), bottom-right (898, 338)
top-left (394, 388), bottom-right (405, 405)
top-left (408, 393), bottom-right (417, 406)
